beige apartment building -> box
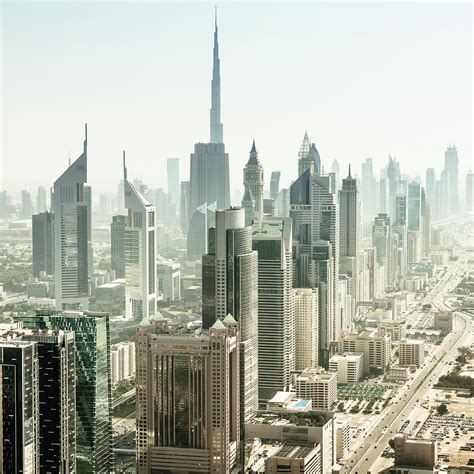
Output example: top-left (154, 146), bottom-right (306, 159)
top-left (338, 329), bottom-right (391, 373)
top-left (378, 319), bottom-right (407, 342)
top-left (135, 313), bottom-right (240, 473)
top-left (399, 339), bottom-right (425, 367)
top-left (295, 368), bottom-right (337, 411)
top-left (329, 352), bottom-right (363, 384)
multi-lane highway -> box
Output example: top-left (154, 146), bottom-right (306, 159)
top-left (341, 261), bottom-right (472, 474)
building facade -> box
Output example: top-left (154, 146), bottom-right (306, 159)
top-left (135, 314), bottom-right (240, 473)
top-left (123, 154), bottom-right (157, 321)
top-left (15, 310), bottom-right (112, 472)
top-left (32, 211), bottom-right (54, 277)
top-left (53, 125), bottom-right (90, 310)
top-left (252, 217), bottom-right (295, 400)
top-left (202, 207), bottom-right (259, 429)
top-left (111, 214), bottom-right (127, 279)
top-left (294, 288), bottom-right (319, 370)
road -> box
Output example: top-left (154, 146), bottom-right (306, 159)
top-left (341, 262), bottom-right (471, 474)
top-left (112, 388), bottom-right (135, 409)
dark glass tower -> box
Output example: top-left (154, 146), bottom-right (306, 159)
top-left (15, 310), bottom-right (113, 473)
top-left (111, 214), bottom-right (127, 278)
top-left (32, 211), bottom-right (54, 277)
top-left (0, 340), bottom-right (38, 473)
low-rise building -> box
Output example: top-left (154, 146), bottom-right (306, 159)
top-left (246, 411), bottom-right (335, 474)
top-left (378, 320), bottom-right (407, 342)
top-left (394, 433), bottom-right (436, 469)
top-left (338, 330), bottom-right (391, 374)
top-left (266, 391), bottom-right (312, 413)
top-left (265, 443), bottom-right (321, 473)
top-left (95, 279), bottom-right (125, 309)
top-left (386, 366), bottom-right (411, 382)
top-left (399, 339), bottom-right (425, 368)
top-left (401, 274), bottom-right (426, 292)
top-left (295, 369), bottom-right (337, 411)
top-left (157, 258), bottom-right (180, 302)
top-left (328, 353), bottom-right (363, 384)
top-left (434, 311), bottom-right (453, 332)
top-left (26, 278), bottom-right (50, 298)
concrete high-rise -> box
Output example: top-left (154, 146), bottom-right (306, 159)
top-left (361, 158), bottom-right (377, 219)
top-left (135, 313), bottom-right (240, 473)
top-left (372, 213), bottom-right (393, 287)
top-left (294, 288), bottom-right (319, 370)
top-left (36, 186), bottom-right (47, 213)
top-left (167, 157), bottom-right (180, 213)
top-left (339, 165), bottom-right (360, 321)
top-left (242, 140), bottom-right (264, 225)
top-left (444, 145), bottom-right (459, 213)
top-left (111, 214), bottom-right (127, 279)
top-left (407, 181), bottom-right (421, 232)
top-left (53, 125), bottom-right (90, 310)
top-left (387, 156), bottom-right (400, 219)
top-left (270, 170), bottom-right (281, 200)
top-left (21, 190), bottom-right (33, 219)
top-left (16, 310), bottom-right (113, 473)
top-left (32, 211), bottom-right (54, 277)
top-left (425, 168), bottom-right (435, 206)
top-left (123, 153), bottom-right (157, 320)
top-left (466, 171), bottom-right (474, 212)
top-left (291, 168), bottom-right (339, 366)
top-left (331, 159), bottom-right (340, 189)
top-left (252, 217), bottom-right (294, 401)
top-left (202, 207), bottom-right (258, 430)
top-left (180, 180), bottom-right (190, 234)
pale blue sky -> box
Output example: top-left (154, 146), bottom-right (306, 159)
top-left (1, 1), bottom-right (472, 197)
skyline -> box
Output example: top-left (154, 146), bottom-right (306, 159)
top-left (1, 1), bottom-right (472, 195)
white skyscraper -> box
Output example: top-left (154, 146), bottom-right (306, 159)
top-left (53, 124), bottom-right (90, 310)
top-left (123, 152), bottom-right (157, 321)
top-left (252, 217), bottom-right (294, 400)
top-left (294, 288), bottom-right (319, 370)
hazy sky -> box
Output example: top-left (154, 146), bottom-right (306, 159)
top-left (1, 1), bottom-right (472, 198)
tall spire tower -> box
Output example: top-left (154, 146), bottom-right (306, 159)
top-left (210, 8), bottom-right (223, 143)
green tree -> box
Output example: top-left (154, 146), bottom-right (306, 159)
top-left (436, 403), bottom-right (448, 415)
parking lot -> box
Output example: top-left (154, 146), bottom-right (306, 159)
top-left (418, 409), bottom-right (474, 467)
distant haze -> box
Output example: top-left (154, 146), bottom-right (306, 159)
top-left (1, 1), bottom-right (472, 196)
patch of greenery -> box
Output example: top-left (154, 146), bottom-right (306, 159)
top-left (436, 372), bottom-right (474, 397)
top-left (279, 412), bottom-right (329, 427)
top-left (436, 403), bottom-right (448, 415)
top-left (113, 399), bottom-right (135, 419)
top-left (113, 379), bottom-right (135, 399)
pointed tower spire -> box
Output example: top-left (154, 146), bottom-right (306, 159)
top-left (210, 8), bottom-right (223, 143)
top-left (251, 139), bottom-right (256, 154)
top-left (348, 163), bottom-right (352, 178)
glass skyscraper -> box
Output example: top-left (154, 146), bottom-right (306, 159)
top-left (15, 310), bottom-right (113, 473)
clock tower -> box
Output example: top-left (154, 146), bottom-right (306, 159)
top-left (242, 140), bottom-right (264, 225)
